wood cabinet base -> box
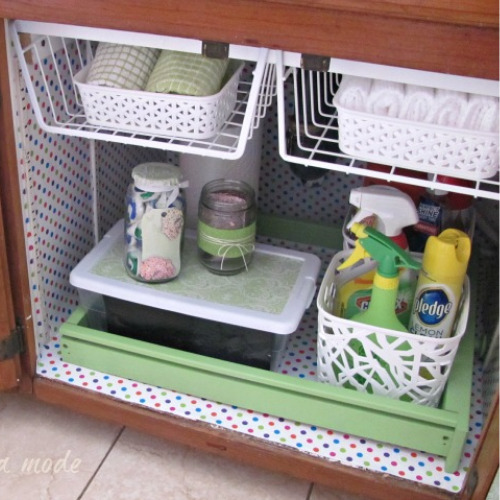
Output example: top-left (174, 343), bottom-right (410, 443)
top-left (34, 377), bottom-right (457, 500)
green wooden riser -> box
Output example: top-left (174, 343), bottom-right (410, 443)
top-left (60, 215), bottom-right (475, 473)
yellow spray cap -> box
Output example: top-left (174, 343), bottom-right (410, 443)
top-left (422, 229), bottom-right (471, 282)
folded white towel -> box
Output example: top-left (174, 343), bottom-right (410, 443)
top-left (427, 89), bottom-right (468, 128)
top-left (459, 94), bottom-right (499, 133)
top-left (366, 79), bottom-right (405, 117)
top-left (335, 75), bottom-right (372, 112)
top-left (399, 85), bottom-right (435, 122)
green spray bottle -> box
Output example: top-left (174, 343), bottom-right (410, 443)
top-left (338, 223), bottom-right (421, 332)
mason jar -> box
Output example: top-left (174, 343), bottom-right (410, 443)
top-left (197, 179), bottom-right (257, 275)
top-left (124, 162), bottom-right (187, 283)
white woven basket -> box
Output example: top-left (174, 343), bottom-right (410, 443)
top-left (317, 251), bottom-right (470, 407)
top-left (333, 97), bottom-right (499, 181)
top-left (74, 62), bottom-right (244, 139)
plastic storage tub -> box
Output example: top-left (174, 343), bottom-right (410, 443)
top-left (333, 93), bottom-right (499, 181)
top-left (69, 220), bottom-right (321, 370)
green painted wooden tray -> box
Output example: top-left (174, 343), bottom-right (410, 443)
top-left (60, 216), bottom-right (475, 473)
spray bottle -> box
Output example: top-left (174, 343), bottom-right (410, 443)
top-left (342, 185), bottom-right (419, 251)
top-left (336, 185), bottom-right (419, 325)
top-left (334, 223), bottom-right (421, 391)
top-left (408, 228), bottom-right (471, 338)
top-left (338, 223), bottom-right (421, 331)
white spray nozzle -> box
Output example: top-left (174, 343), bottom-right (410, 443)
top-left (348, 185), bottom-right (418, 237)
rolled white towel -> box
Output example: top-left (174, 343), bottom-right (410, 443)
top-left (427, 89), bottom-right (468, 128)
top-left (335, 75), bottom-right (372, 112)
top-left (399, 84), bottom-right (435, 122)
top-left (366, 79), bottom-right (405, 117)
top-left (459, 94), bottom-right (499, 133)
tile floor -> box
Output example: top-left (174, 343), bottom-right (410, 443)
top-left (0, 392), bottom-right (363, 500)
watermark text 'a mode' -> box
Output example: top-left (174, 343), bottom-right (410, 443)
top-left (0, 450), bottom-right (81, 475)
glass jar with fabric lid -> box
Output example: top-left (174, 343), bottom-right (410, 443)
top-left (198, 179), bottom-right (257, 275)
top-left (125, 162), bottom-right (187, 283)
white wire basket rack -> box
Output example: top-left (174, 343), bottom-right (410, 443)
top-left (275, 51), bottom-right (500, 201)
top-left (10, 20), bottom-right (276, 160)
top-left (275, 53), bottom-right (357, 171)
top-left (317, 250), bottom-right (470, 408)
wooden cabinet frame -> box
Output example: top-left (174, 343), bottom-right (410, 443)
top-left (0, 2), bottom-right (498, 498)
top-left (0, 0), bottom-right (498, 79)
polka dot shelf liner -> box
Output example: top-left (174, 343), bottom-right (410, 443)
top-left (38, 318), bottom-right (484, 494)
top-left (37, 236), bottom-right (483, 495)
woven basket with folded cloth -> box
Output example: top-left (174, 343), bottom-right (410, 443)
top-left (145, 50), bottom-right (229, 97)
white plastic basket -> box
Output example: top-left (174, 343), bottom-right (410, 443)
top-left (74, 62), bottom-right (244, 139)
top-left (333, 96), bottom-right (499, 181)
top-left (317, 251), bottom-right (470, 407)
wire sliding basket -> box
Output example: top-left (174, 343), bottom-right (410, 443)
top-left (275, 52), bottom-right (500, 200)
top-left (276, 55), bottom-right (357, 172)
top-left (10, 20), bottom-right (275, 160)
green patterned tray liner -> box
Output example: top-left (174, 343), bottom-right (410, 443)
top-left (90, 232), bottom-right (303, 315)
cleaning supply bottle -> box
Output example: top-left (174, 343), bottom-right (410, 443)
top-left (338, 223), bottom-right (421, 332)
top-left (408, 175), bottom-right (475, 253)
top-left (342, 185), bottom-right (418, 251)
top-left (336, 185), bottom-right (419, 325)
top-left (408, 228), bottom-right (471, 338)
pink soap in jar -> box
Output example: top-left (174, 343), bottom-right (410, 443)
top-left (124, 162), bottom-right (186, 283)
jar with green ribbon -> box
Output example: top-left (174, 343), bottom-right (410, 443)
top-left (198, 179), bottom-right (257, 275)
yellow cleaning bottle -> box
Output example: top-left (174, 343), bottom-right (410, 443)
top-left (408, 228), bottom-right (471, 339)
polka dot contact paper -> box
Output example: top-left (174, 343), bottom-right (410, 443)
top-left (36, 239), bottom-right (483, 496)
top-left (37, 310), bottom-right (484, 495)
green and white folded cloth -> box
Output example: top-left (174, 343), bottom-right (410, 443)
top-left (86, 43), bottom-right (160, 91)
top-left (145, 50), bottom-right (229, 97)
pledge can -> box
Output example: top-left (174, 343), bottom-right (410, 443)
top-left (408, 229), bottom-right (471, 338)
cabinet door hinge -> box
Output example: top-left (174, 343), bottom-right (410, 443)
top-left (0, 324), bottom-right (25, 361)
top-left (202, 41), bottom-right (229, 59)
top-left (301, 54), bottom-right (330, 72)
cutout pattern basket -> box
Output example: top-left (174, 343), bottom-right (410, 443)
top-left (74, 63), bottom-right (244, 139)
top-left (333, 97), bottom-right (499, 181)
top-left (317, 251), bottom-right (470, 407)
